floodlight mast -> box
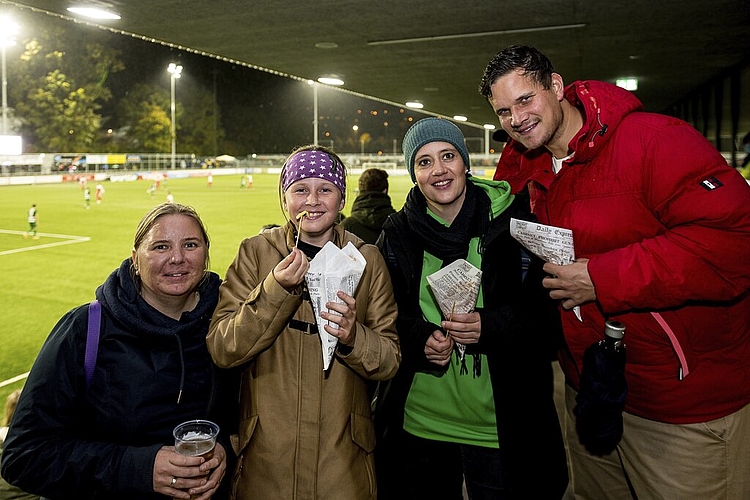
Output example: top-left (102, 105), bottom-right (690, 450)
top-left (0, 15), bottom-right (20, 136)
top-left (168, 63), bottom-right (183, 169)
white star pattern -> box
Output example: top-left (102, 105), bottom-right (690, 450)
top-left (282, 150), bottom-right (346, 194)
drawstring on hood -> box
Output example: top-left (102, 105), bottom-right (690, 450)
top-left (569, 81), bottom-right (642, 159)
top-left (95, 258), bottom-right (221, 404)
top-left (174, 335), bottom-right (185, 404)
top-left (588, 108), bottom-right (609, 148)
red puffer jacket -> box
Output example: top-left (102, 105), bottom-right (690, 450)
top-left (495, 80), bottom-right (750, 424)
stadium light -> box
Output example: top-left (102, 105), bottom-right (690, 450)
top-left (316, 74), bottom-right (344, 86)
top-left (0, 15), bottom-right (20, 136)
top-left (167, 62), bottom-right (182, 169)
top-left (66, 6), bottom-right (121, 20)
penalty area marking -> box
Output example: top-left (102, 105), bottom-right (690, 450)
top-left (0, 229), bottom-right (90, 386)
top-left (0, 372), bottom-right (29, 388)
top-left (0, 229), bottom-right (91, 256)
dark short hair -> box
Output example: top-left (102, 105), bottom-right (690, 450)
top-left (479, 45), bottom-right (556, 100)
top-left (358, 168), bottom-right (389, 192)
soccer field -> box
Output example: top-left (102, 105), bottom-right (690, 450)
top-left (0, 171), bottom-right (418, 407)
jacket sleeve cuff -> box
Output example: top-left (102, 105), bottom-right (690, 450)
top-left (117, 444), bottom-right (162, 494)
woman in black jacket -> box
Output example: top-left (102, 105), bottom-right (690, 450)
top-left (1, 203), bottom-right (236, 500)
top-left (375, 118), bottom-right (568, 499)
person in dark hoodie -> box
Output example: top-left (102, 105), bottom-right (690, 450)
top-left (340, 167), bottom-right (396, 244)
top-left (1, 203), bottom-right (235, 500)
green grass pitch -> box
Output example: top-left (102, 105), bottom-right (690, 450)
top-left (0, 171), bottom-right (420, 407)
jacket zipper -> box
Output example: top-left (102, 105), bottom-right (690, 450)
top-left (651, 312), bottom-right (689, 380)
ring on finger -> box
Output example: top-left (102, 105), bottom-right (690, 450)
top-left (171, 477), bottom-right (177, 487)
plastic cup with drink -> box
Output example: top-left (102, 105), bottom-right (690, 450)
top-left (173, 419), bottom-right (219, 461)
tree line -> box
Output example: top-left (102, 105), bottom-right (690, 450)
top-left (6, 12), bottom-right (224, 156)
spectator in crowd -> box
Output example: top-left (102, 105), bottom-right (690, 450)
top-left (23, 204), bottom-right (38, 239)
top-left (340, 168), bottom-right (396, 244)
top-left (207, 145), bottom-right (401, 500)
top-left (1, 203), bottom-right (236, 500)
top-left (375, 117), bottom-right (568, 499)
top-left (479, 44), bottom-right (750, 499)
top-left (0, 389), bottom-right (37, 500)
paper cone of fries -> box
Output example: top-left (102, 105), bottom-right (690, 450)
top-left (305, 242), bottom-right (365, 370)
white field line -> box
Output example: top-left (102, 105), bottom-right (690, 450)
top-left (0, 229), bottom-right (90, 255)
top-left (0, 372), bottom-right (29, 387)
top-left (0, 230), bottom-right (90, 385)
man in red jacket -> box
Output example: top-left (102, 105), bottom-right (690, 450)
top-left (479, 45), bottom-right (750, 499)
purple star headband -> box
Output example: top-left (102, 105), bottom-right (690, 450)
top-left (281, 150), bottom-right (346, 198)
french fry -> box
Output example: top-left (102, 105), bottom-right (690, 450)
top-left (446, 300), bottom-right (455, 338)
top-left (295, 211), bottom-right (308, 247)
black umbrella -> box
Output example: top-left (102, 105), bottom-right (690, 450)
top-left (573, 320), bottom-right (627, 456)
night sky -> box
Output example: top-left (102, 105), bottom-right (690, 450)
top-left (6, 6), bottom-right (478, 157)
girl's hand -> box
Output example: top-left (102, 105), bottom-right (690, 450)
top-left (321, 291), bottom-right (357, 346)
top-left (273, 248), bottom-right (309, 291)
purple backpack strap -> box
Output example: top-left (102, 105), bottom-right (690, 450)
top-left (84, 300), bottom-right (102, 390)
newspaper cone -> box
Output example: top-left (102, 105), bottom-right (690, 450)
top-left (305, 242), bottom-right (365, 370)
top-left (426, 259), bottom-right (482, 361)
top-left (509, 218), bottom-right (581, 320)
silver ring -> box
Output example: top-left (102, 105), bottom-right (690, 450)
top-left (171, 477), bottom-right (177, 487)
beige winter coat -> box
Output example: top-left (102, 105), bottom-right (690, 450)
top-left (207, 222), bottom-right (400, 500)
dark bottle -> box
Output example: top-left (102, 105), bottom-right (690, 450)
top-left (573, 319), bottom-right (628, 455)
top-left (602, 320), bottom-right (626, 352)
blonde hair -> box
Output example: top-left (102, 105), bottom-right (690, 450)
top-left (3, 389), bottom-right (21, 427)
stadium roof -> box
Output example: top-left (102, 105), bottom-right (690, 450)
top-left (4, 0), bottom-right (750, 129)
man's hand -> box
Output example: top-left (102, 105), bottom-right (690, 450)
top-left (542, 258), bottom-right (596, 309)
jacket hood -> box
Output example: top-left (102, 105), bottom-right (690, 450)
top-left (95, 258), bottom-right (221, 338)
top-left (95, 258), bottom-right (221, 404)
top-left (563, 80), bottom-right (643, 163)
top-left (469, 176), bottom-right (514, 218)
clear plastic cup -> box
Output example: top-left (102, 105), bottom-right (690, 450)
top-left (173, 419), bottom-right (219, 460)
